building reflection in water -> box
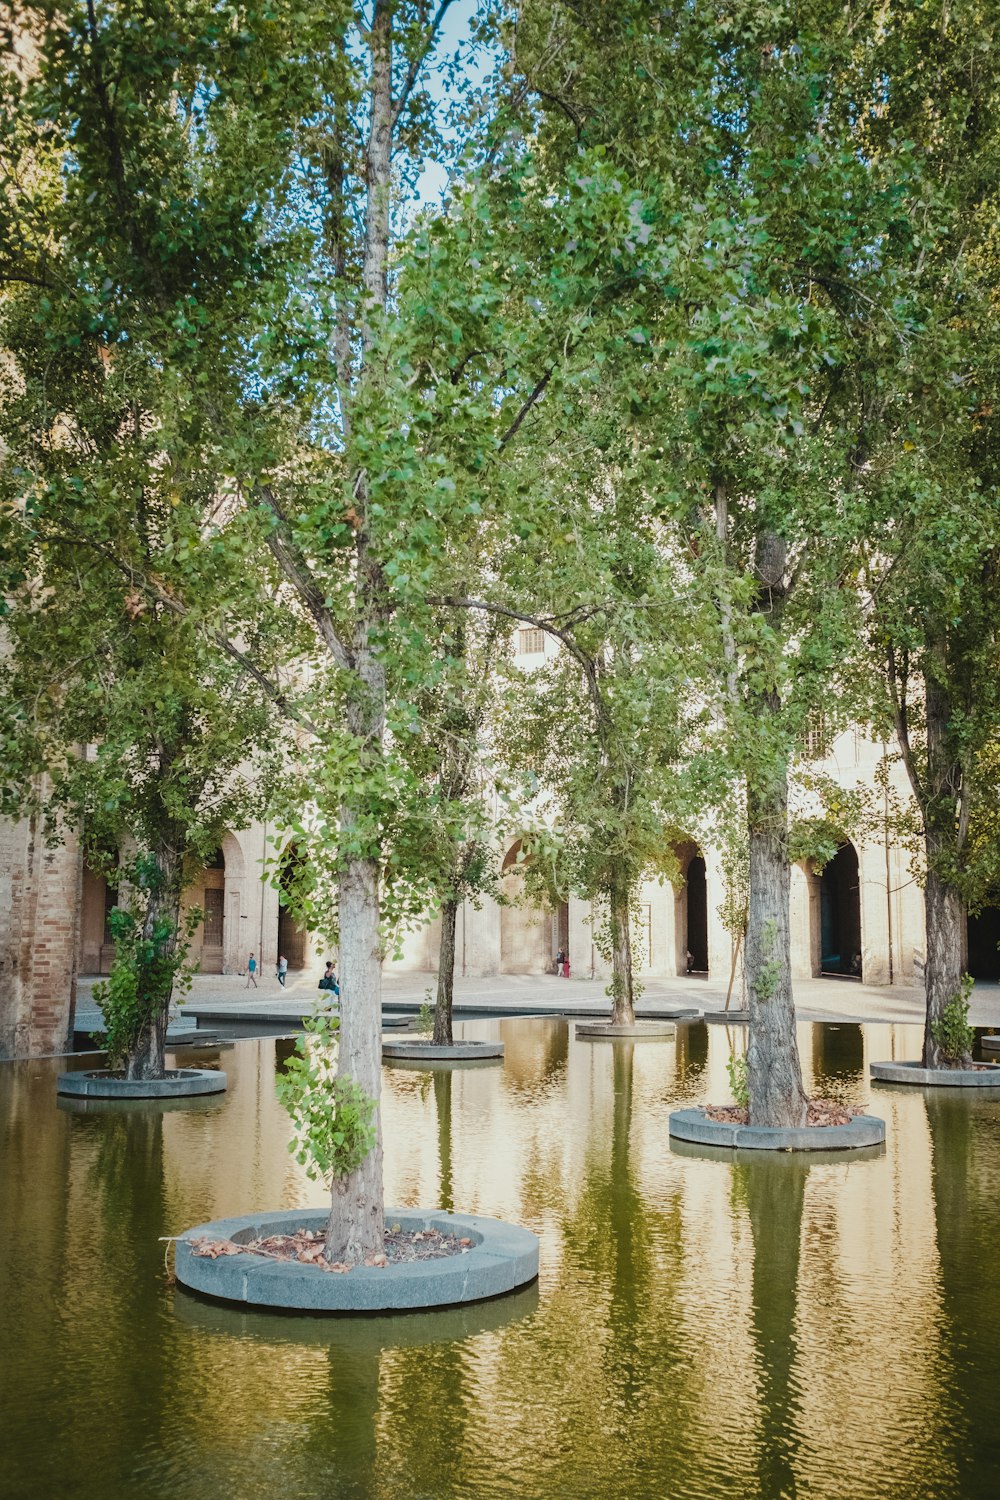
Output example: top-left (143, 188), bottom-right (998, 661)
top-left (1, 1024), bottom-right (995, 1498)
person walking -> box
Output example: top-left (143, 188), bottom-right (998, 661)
top-left (246, 952), bottom-right (258, 989)
top-left (277, 954), bottom-right (288, 987)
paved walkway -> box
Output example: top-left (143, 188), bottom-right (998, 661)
top-left (75, 968), bottom-right (1000, 1031)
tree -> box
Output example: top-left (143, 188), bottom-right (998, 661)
top-left (850, 1), bottom-right (1000, 1067)
top-left (0, 309), bottom-right (285, 1077)
top-left (395, 607), bottom-right (509, 1046)
top-left (488, 416), bottom-right (708, 1025)
top-left (509, 0), bottom-right (900, 1122)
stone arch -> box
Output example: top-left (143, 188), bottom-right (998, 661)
top-left (188, 844), bottom-right (225, 974)
top-left (79, 856), bottom-right (118, 976)
top-left (220, 831), bottom-right (247, 974)
top-left (277, 840), bottom-right (310, 971)
top-left (814, 841), bottom-right (863, 979)
top-left (672, 840), bottom-right (709, 977)
top-left (500, 838), bottom-right (557, 975)
top-left (182, 832), bottom-right (252, 975)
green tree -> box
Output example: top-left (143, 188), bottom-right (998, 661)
top-left (396, 607), bottom-right (509, 1047)
top-left (510, 0), bottom-right (981, 1122)
top-left (850, 1), bottom-right (1000, 1068)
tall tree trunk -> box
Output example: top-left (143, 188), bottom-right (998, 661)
top-left (745, 767), bottom-right (807, 1127)
top-left (433, 897), bottom-right (459, 1046)
top-left (743, 529), bottom-right (806, 1125)
top-left (326, 847), bottom-right (385, 1264)
top-left (921, 657), bottom-right (971, 1068)
top-left (325, 613), bottom-right (387, 1261)
top-left (125, 849), bottom-right (181, 1082)
top-left (608, 875), bottom-right (635, 1026)
top-left (923, 839), bottom-right (969, 1068)
top-left (324, 0), bottom-right (392, 1264)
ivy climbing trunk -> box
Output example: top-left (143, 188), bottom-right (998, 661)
top-left (125, 844), bottom-right (182, 1083)
top-left (433, 897), bottom-right (459, 1046)
top-left (608, 874), bottom-right (636, 1026)
top-left (745, 762), bottom-right (807, 1128)
top-left (325, 630), bottom-right (387, 1263)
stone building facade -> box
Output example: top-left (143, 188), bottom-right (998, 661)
top-left (5, 677), bottom-right (1000, 1060)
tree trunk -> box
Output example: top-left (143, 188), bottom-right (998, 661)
top-left (920, 656), bottom-right (971, 1068)
top-left (923, 845), bottom-right (969, 1068)
top-left (608, 876), bottom-right (635, 1026)
top-left (433, 897), bottom-right (459, 1046)
top-left (325, 848), bottom-right (386, 1264)
top-left (745, 768), bottom-right (807, 1127)
top-left (125, 853), bottom-right (181, 1082)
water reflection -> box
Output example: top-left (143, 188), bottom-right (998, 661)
top-left (3, 1024), bottom-right (1000, 1499)
top-left (434, 1068), bottom-right (453, 1210)
top-left (738, 1154), bottom-right (807, 1496)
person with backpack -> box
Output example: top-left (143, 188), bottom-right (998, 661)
top-left (318, 960), bottom-right (340, 998)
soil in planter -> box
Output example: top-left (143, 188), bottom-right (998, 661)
top-left (704, 1098), bottom-right (858, 1127)
top-left (86, 1068), bottom-right (201, 1080)
top-left (189, 1223), bottom-right (474, 1274)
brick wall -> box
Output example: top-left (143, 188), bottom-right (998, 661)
top-left (0, 802), bottom-right (81, 1059)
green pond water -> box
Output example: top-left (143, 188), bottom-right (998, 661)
top-left (2, 1017), bottom-right (1000, 1500)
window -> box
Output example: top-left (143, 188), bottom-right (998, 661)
top-left (518, 628), bottom-right (545, 655)
top-left (804, 711), bottom-right (828, 759)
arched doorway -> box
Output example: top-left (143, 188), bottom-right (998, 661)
top-left (818, 842), bottom-right (862, 979)
top-left (79, 858), bottom-right (118, 975)
top-left (673, 841), bottom-right (709, 976)
top-left (277, 843), bottom-right (309, 970)
top-left (686, 855), bottom-right (709, 974)
top-left (199, 847), bottom-right (226, 974)
top-left (499, 840), bottom-right (556, 974)
top-left (967, 903), bottom-right (1000, 981)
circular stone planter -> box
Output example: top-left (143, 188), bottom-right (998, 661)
top-left (381, 1039), bottom-right (504, 1064)
top-left (174, 1208), bottom-right (539, 1313)
top-left (669, 1106), bottom-right (885, 1152)
top-left (575, 1020), bottom-right (676, 1040)
top-left (979, 1033), bottom-right (1000, 1050)
top-left (57, 1067), bottom-right (227, 1100)
top-left (669, 1134), bottom-right (885, 1166)
top-left (57, 1089), bottom-right (225, 1116)
top-left (704, 1010), bottom-right (750, 1025)
top-left (870, 1060), bottom-right (1000, 1087)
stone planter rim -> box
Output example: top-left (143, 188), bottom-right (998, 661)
top-left (57, 1067), bottom-right (227, 1099)
top-left (174, 1207), bottom-right (539, 1313)
top-left (575, 1020), bottom-right (676, 1039)
top-left (381, 1039), bottom-right (504, 1062)
top-left (870, 1059), bottom-right (1000, 1087)
top-left (669, 1105), bottom-right (885, 1152)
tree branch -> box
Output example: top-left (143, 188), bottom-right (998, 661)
top-left (426, 594), bottom-right (608, 722)
top-left (392, 0), bottom-right (457, 126)
top-left (254, 486), bottom-right (353, 671)
top-left (40, 528), bottom-right (323, 739)
top-left (886, 640), bottom-right (924, 806)
top-left (498, 368), bottom-right (553, 449)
